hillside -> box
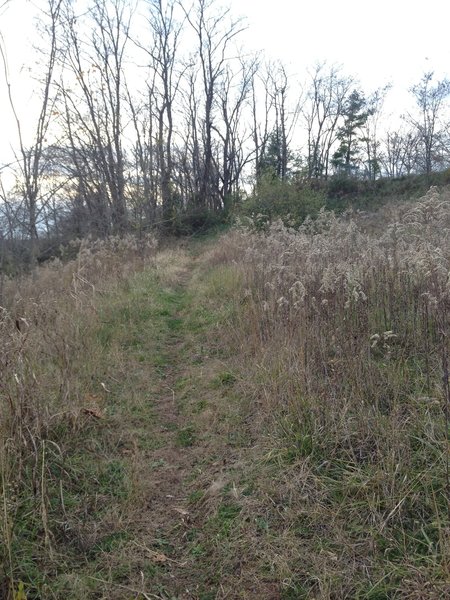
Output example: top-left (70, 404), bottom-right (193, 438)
top-left (1, 188), bottom-right (449, 599)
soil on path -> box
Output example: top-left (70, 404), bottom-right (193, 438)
top-left (108, 246), bottom-right (274, 600)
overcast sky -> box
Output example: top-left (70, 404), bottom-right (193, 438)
top-left (231, 0), bottom-right (450, 88)
top-left (1, 0), bottom-right (449, 168)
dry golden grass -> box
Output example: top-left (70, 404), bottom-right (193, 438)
top-left (0, 233), bottom-right (159, 598)
top-left (203, 186), bottom-right (450, 597)
top-left (1, 190), bottom-right (450, 599)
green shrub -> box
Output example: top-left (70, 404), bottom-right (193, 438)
top-left (240, 175), bottom-right (325, 228)
top-left (170, 207), bottom-right (229, 236)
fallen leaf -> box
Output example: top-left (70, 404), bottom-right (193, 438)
top-left (152, 552), bottom-right (168, 563)
top-left (82, 408), bottom-right (103, 419)
top-left (173, 507), bottom-right (189, 516)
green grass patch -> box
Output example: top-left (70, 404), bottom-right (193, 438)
top-left (208, 502), bottom-right (242, 538)
top-left (211, 370), bottom-right (237, 388)
top-left (176, 425), bottom-right (196, 447)
top-left (189, 490), bottom-right (205, 504)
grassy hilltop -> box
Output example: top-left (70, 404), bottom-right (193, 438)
top-left (1, 187), bottom-right (449, 599)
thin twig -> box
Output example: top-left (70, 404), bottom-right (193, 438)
top-left (86, 575), bottom-right (163, 599)
top-left (441, 329), bottom-right (450, 514)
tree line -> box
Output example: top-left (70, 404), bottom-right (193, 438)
top-left (1, 0), bottom-right (450, 263)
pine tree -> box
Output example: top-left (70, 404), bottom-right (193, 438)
top-left (332, 90), bottom-right (372, 176)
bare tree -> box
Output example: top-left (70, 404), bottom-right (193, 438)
top-left (360, 86), bottom-right (390, 179)
top-left (406, 71), bottom-right (450, 176)
top-left (381, 128), bottom-right (420, 177)
top-left (126, 74), bottom-right (158, 227)
top-left (264, 63), bottom-right (302, 180)
top-left (177, 66), bottom-right (201, 207)
top-left (0, 0), bottom-right (62, 259)
top-left (250, 62), bottom-right (273, 181)
top-left (303, 63), bottom-right (353, 179)
top-left (134, 0), bottom-right (184, 221)
top-left (215, 57), bottom-right (257, 207)
top-left (60, 0), bottom-right (132, 233)
top-left (183, 0), bottom-right (246, 211)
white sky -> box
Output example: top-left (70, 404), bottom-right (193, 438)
top-left (233, 0), bottom-right (450, 88)
top-left (1, 0), bottom-right (450, 168)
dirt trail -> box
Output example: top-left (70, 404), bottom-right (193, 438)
top-left (86, 244), bottom-right (277, 600)
top-left (137, 256), bottom-right (203, 591)
top-left (126, 248), bottom-right (247, 599)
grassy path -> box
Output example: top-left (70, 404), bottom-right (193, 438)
top-left (60, 244), bottom-right (268, 599)
top-left (5, 237), bottom-right (449, 599)
top-left (5, 241), bottom-right (268, 600)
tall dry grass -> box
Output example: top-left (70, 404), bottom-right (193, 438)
top-left (210, 187), bottom-right (450, 596)
top-left (0, 233), bottom-right (158, 595)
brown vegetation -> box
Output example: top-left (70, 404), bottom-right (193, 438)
top-left (1, 188), bottom-right (449, 598)
top-left (206, 186), bottom-right (450, 597)
top-left (1, 233), bottom-right (158, 597)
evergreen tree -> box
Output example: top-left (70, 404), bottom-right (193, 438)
top-left (332, 90), bottom-right (372, 175)
top-left (257, 127), bottom-right (300, 180)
